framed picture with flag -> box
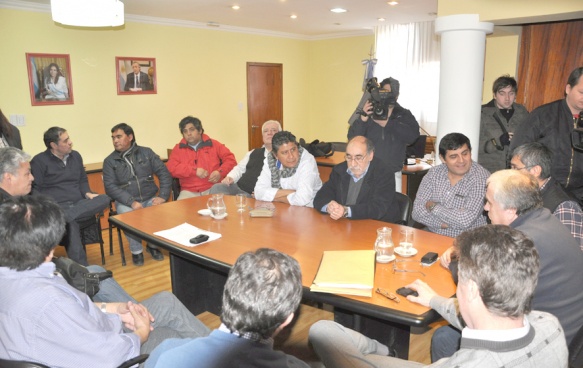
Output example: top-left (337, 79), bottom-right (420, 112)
top-left (26, 53), bottom-right (74, 106)
top-left (116, 57), bottom-right (157, 95)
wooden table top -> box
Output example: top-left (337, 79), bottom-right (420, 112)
top-left (111, 195), bottom-right (456, 325)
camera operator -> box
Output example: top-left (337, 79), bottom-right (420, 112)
top-left (348, 77), bottom-right (420, 186)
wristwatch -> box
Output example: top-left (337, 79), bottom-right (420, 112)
top-left (343, 206), bottom-right (349, 218)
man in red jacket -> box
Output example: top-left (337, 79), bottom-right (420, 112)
top-left (167, 116), bottom-right (236, 200)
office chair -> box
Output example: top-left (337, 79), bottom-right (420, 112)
top-left (0, 354), bottom-right (148, 368)
top-left (171, 177), bottom-right (181, 201)
top-left (394, 192), bottom-right (413, 226)
top-left (329, 142), bottom-right (347, 152)
top-left (570, 323), bottom-right (583, 368)
top-left (60, 212), bottom-right (106, 265)
top-left (108, 200), bottom-right (127, 266)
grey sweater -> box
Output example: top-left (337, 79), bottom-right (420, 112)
top-left (429, 296), bottom-right (568, 368)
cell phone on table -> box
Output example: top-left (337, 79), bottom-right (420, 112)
top-left (396, 287), bottom-right (419, 298)
top-left (189, 234), bottom-right (209, 244)
top-left (421, 252), bottom-right (438, 266)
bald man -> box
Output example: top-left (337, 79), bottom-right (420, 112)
top-left (313, 136), bottom-right (400, 223)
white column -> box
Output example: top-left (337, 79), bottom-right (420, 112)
top-left (435, 14), bottom-right (493, 161)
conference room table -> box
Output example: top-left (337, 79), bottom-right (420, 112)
top-left (110, 195), bottom-right (456, 358)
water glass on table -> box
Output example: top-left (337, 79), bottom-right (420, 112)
top-left (235, 194), bottom-right (247, 212)
top-left (399, 228), bottom-right (415, 255)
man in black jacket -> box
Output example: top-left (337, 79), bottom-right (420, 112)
top-left (313, 136), bottom-right (399, 223)
top-left (511, 66), bottom-right (583, 205)
top-left (347, 77), bottom-right (420, 191)
top-left (31, 127), bottom-right (110, 265)
top-left (103, 123), bottom-right (172, 266)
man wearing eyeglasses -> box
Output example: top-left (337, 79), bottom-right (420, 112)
top-left (435, 170), bottom-right (583, 362)
top-left (511, 142), bottom-right (583, 249)
top-left (313, 136), bottom-right (400, 223)
top-left (412, 133), bottom-right (490, 237)
top-left (511, 66), bottom-right (583, 206)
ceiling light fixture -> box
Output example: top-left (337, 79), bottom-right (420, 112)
top-left (387, 1), bottom-right (399, 5)
top-left (378, 18), bottom-right (386, 21)
top-left (50, 0), bottom-right (124, 27)
top-left (232, 5), bottom-right (240, 10)
top-left (330, 8), bottom-right (347, 13)
top-left (290, 14), bottom-right (298, 19)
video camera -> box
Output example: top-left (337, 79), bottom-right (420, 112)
top-left (365, 77), bottom-right (398, 120)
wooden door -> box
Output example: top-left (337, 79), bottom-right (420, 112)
top-left (517, 19), bottom-right (583, 111)
top-left (246, 63), bottom-right (283, 150)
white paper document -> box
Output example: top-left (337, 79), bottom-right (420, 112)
top-left (153, 222), bottom-right (221, 247)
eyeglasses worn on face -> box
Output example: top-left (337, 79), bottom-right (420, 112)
top-left (345, 153), bottom-right (368, 163)
top-left (510, 165), bottom-right (533, 171)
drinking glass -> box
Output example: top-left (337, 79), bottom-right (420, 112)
top-left (399, 228), bottom-right (415, 255)
top-left (235, 194), bottom-right (247, 212)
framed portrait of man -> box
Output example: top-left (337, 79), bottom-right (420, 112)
top-left (116, 57), bottom-right (157, 95)
top-left (26, 53), bottom-right (74, 106)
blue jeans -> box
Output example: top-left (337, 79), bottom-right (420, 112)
top-left (115, 198), bottom-right (159, 254)
top-left (431, 325), bottom-right (461, 362)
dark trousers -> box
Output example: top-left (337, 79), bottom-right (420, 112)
top-left (59, 195), bottom-right (110, 265)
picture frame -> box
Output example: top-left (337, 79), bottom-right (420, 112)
top-left (116, 57), bottom-right (157, 95)
top-left (26, 53), bottom-right (74, 106)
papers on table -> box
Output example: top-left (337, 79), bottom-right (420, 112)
top-left (310, 250), bottom-right (376, 297)
top-left (153, 222), bottom-right (221, 247)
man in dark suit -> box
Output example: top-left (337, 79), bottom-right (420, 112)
top-left (313, 136), bottom-right (399, 223)
top-left (124, 61), bottom-right (150, 91)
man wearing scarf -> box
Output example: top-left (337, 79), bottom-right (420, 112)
top-left (254, 131), bottom-right (322, 207)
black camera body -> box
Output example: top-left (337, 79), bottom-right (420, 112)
top-left (366, 77), bottom-right (397, 120)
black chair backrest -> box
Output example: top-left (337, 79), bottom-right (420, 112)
top-left (569, 323), bottom-right (583, 368)
top-left (330, 142), bottom-right (347, 153)
top-left (394, 192), bottom-right (412, 226)
top-left (0, 359), bottom-right (49, 368)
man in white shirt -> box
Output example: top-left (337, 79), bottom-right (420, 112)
top-left (210, 120), bottom-right (281, 197)
top-left (254, 131), bottom-right (322, 207)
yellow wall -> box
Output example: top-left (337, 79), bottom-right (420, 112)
top-left (482, 30), bottom-right (521, 103)
top-left (0, 8), bottom-right (373, 163)
top-left (307, 36), bottom-right (374, 143)
top-left (438, 0), bottom-right (583, 23)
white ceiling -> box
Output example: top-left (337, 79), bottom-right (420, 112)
top-left (6, 0), bottom-right (438, 38)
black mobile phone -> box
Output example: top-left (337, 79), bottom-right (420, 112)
top-left (396, 287), bottom-right (419, 298)
top-left (421, 252), bottom-right (438, 265)
top-left (189, 234), bottom-right (209, 244)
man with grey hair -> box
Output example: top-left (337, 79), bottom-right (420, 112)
top-left (210, 120), bottom-right (281, 197)
top-left (313, 136), bottom-right (400, 223)
top-left (309, 225), bottom-right (568, 367)
top-left (0, 147), bottom-right (34, 201)
top-left (511, 142), bottom-right (583, 248)
top-left (435, 170), bottom-right (583, 361)
top-left (254, 131), bottom-right (322, 207)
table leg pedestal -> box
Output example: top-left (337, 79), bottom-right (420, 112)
top-left (170, 254), bottom-right (227, 316)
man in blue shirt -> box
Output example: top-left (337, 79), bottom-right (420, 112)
top-left (146, 248), bottom-right (309, 368)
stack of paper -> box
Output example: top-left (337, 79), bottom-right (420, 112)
top-left (153, 222), bottom-right (221, 247)
top-left (310, 250), bottom-right (376, 297)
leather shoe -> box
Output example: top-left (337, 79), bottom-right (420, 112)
top-left (132, 253), bottom-right (144, 266)
top-left (146, 246), bottom-right (164, 261)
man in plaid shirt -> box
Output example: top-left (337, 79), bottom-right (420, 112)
top-left (511, 142), bottom-right (583, 250)
top-left (412, 133), bottom-right (490, 237)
